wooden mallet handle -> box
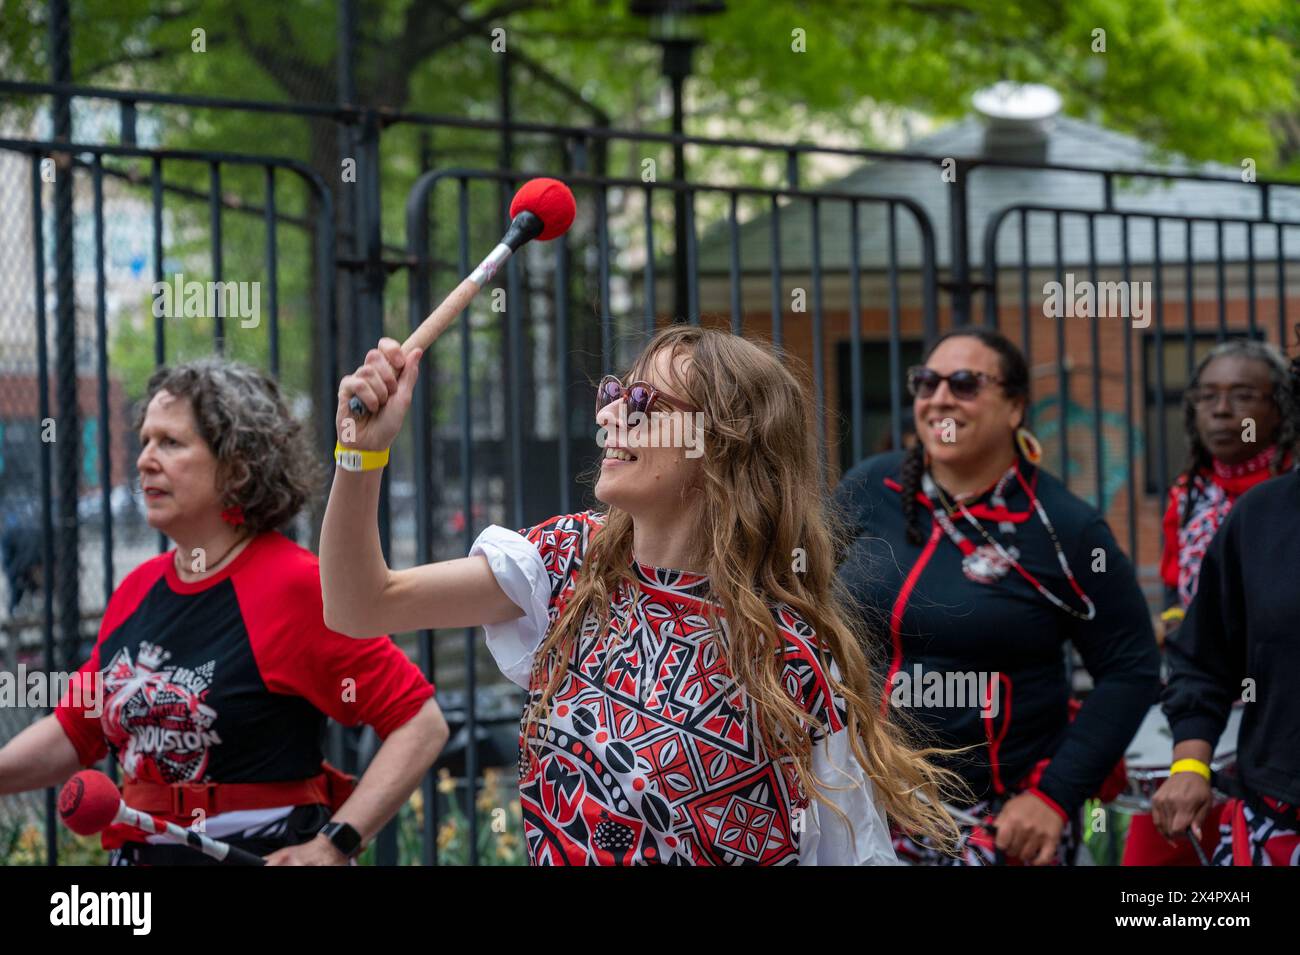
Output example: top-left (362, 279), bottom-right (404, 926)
top-left (346, 211), bottom-right (543, 419)
top-left (400, 276), bottom-right (482, 353)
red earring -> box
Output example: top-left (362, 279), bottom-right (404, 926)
top-left (221, 504), bottom-right (246, 526)
top-left (1015, 427), bottom-right (1042, 465)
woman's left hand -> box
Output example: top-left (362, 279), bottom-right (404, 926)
top-left (993, 792), bottom-right (1064, 865)
top-left (263, 833), bottom-right (350, 866)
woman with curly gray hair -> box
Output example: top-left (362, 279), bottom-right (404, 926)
top-left (139, 358), bottom-right (324, 538)
top-left (0, 358), bottom-right (447, 866)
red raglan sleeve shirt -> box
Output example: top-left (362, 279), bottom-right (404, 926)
top-left (234, 539), bottom-right (435, 740)
top-left (55, 533), bottom-right (433, 780)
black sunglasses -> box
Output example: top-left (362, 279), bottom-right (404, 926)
top-left (907, 366), bottom-right (1003, 401)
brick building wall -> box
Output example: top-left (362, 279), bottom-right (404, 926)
top-left (669, 264), bottom-right (1299, 596)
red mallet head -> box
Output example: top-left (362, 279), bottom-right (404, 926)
top-left (509, 178), bottom-right (576, 241)
top-left (58, 769), bottom-right (122, 836)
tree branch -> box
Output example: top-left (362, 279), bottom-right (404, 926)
top-left (369, 0), bottom-right (539, 108)
top-left (80, 47), bottom-right (171, 79)
top-left (231, 10), bottom-right (333, 103)
top-left (415, 0), bottom-right (541, 60)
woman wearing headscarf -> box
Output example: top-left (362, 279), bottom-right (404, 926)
top-left (1158, 339), bottom-right (1295, 623)
top-left (1126, 339), bottom-right (1296, 865)
top-left (1152, 347), bottom-right (1300, 866)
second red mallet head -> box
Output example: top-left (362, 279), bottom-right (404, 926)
top-left (58, 769), bottom-right (123, 836)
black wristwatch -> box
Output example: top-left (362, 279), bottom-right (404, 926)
top-left (318, 821), bottom-right (363, 859)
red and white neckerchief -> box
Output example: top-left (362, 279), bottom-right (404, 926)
top-left (1175, 444), bottom-right (1285, 608)
top-left (922, 464), bottom-right (1097, 621)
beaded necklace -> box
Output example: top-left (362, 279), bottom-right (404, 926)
top-left (923, 464), bottom-right (1097, 622)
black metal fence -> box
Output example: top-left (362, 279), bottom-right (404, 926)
top-left (0, 130), bottom-right (335, 864)
top-left (2, 74), bottom-right (1299, 865)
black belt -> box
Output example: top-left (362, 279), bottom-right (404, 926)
top-left (116, 842), bottom-right (231, 866)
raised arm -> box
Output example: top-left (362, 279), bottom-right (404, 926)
top-left (320, 337), bottom-right (524, 637)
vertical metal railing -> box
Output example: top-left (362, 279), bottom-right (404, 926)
top-left (6, 73), bottom-right (1300, 868)
top-left (30, 152), bottom-right (58, 866)
top-left (2, 136), bottom-right (335, 865)
top-left (983, 189), bottom-right (1300, 581)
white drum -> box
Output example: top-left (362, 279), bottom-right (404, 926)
top-left (1114, 703), bottom-right (1243, 812)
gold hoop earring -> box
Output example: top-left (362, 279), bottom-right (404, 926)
top-left (1015, 426), bottom-right (1042, 465)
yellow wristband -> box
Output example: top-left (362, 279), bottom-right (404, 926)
top-left (1160, 607), bottom-right (1186, 623)
top-left (334, 442), bottom-right (389, 472)
top-left (1170, 758), bottom-right (1211, 781)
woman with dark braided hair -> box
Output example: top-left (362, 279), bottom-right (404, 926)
top-left (1122, 339), bottom-right (1296, 865)
top-left (1153, 347), bottom-right (1300, 866)
top-left (1159, 340), bottom-right (1296, 627)
top-left (834, 328), bottom-right (1160, 865)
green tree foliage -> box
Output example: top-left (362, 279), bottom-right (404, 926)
top-left (3, 0), bottom-right (1296, 404)
top-left (5, 0), bottom-right (1296, 198)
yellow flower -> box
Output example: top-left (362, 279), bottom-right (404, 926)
top-left (437, 768), bottom-right (456, 796)
top-left (18, 824), bottom-right (41, 854)
top-left (437, 819), bottom-right (458, 851)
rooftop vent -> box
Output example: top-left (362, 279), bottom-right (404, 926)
top-left (971, 82), bottom-right (1061, 163)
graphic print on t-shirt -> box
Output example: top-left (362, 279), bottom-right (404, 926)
top-left (101, 640), bottom-right (221, 783)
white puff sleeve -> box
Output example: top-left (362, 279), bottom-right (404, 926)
top-left (797, 728), bottom-right (901, 865)
top-left (469, 525), bottom-right (552, 688)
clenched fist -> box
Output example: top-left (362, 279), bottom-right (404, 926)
top-left (336, 337), bottom-right (423, 452)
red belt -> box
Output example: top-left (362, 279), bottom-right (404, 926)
top-left (122, 773), bottom-right (333, 817)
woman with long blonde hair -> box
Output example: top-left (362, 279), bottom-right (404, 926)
top-left (320, 324), bottom-right (961, 864)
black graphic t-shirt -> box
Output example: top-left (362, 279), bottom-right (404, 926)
top-left (56, 531), bottom-right (434, 848)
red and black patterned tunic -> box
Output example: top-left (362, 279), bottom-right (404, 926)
top-left (1159, 444), bottom-right (1291, 610)
top-left (471, 510), bottom-right (897, 866)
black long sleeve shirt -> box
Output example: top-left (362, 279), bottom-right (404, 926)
top-left (834, 451), bottom-right (1161, 817)
top-left (1162, 469), bottom-right (1300, 806)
